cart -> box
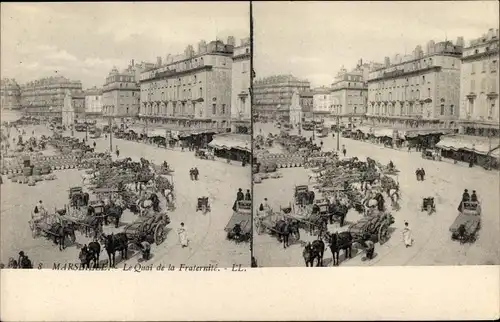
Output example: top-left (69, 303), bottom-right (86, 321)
top-left (124, 212), bottom-right (171, 249)
top-left (294, 185), bottom-right (309, 205)
top-left (196, 197), bottom-right (211, 214)
top-left (449, 201), bottom-right (481, 243)
top-left (348, 211), bottom-right (395, 245)
top-left (421, 197), bottom-right (436, 215)
top-left (225, 200), bottom-right (252, 242)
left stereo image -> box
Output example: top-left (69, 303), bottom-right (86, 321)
top-left (0, 2), bottom-right (252, 270)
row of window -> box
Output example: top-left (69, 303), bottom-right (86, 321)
top-left (144, 86), bottom-right (204, 101)
top-left (470, 60), bottom-right (497, 74)
top-left (469, 78), bottom-right (497, 92)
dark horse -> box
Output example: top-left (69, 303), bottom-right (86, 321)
top-left (104, 204), bottom-right (124, 228)
top-left (79, 241), bottom-right (101, 268)
top-left (328, 203), bottom-right (349, 227)
top-left (101, 233), bottom-right (129, 267)
top-left (302, 239), bottom-right (325, 267)
top-left (49, 222), bottom-right (77, 251)
top-left (325, 231), bottom-right (353, 266)
top-left (274, 219), bottom-right (300, 248)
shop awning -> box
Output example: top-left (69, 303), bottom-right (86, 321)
top-left (436, 135), bottom-right (500, 155)
top-left (128, 126), bottom-right (145, 134)
top-left (372, 128), bottom-right (394, 138)
top-left (355, 126), bottom-right (372, 134)
top-left (208, 134), bottom-right (251, 153)
top-left (147, 128), bottom-right (168, 137)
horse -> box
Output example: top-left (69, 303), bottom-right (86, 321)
top-left (302, 240), bottom-right (325, 267)
top-left (325, 231), bottom-right (353, 266)
top-left (79, 241), bottom-right (101, 268)
top-left (273, 219), bottom-right (299, 248)
top-left (100, 233), bottom-right (128, 267)
top-left (49, 222), bottom-right (77, 251)
top-left (328, 203), bottom-right (349, 227)
top-left (104, 204), bottom-right (124, 228)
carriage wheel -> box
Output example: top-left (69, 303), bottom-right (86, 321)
top-left (154, 223), bottom-right (166, 245)
top-left (378, 223), bottom-right (389, 245)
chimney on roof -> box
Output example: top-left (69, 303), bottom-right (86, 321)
top-left (156, 56), bottom-right (162, 67)
top-left (456, 36), bottom-right (464, 48)
top-left (384, 56), bottom-right (390, 67)
top-left (227, 36), bottom-right (235, 46)
top-left (131, 59), bottom-right (135, 67)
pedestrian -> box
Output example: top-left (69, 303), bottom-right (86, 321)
top-left (420, 168), bottom-right (426, 181)
top-left (402, 222), bottom-right (413, 248)
top-left (237, 188), bottom-right (244, 201)
top-left (342, 147), bottom-right (347, 157)
top-left (140, 239), bottom-right (151, 261)
top-left (245, 189), bottom-right (251, 201)
top-left (93, 141), bottom-right (96, 149)
top-left (189, 168), bottom-right (194, 181)
top-left (194, 167), bottom-right (199, 180)
top-left (415, 169), bottom-right (421, 181)
top-left (362, 234), bottom-right (375, 260)
top-left (177, 222), bottom-right (188, 248)
top-left (320, 140), bottom-right (323, 148)
top-left (471, 190), bottom-right (478, 202)
top-left (116, 147), bottom-right (120, 158)
top-left (105, 133), bottom-right (107, 139)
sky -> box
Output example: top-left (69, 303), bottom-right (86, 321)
top-left (254, 1), bottom-right (499, 88)
top-left (1, 2), bottom-right (249, 88)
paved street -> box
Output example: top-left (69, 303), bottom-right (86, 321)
top-left (1, 125), bottom-right (250, 268)
top-left (253, 122), bottom-right (500, 266)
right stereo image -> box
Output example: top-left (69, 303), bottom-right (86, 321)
top-left (251, 1), bottom-right (500, 267)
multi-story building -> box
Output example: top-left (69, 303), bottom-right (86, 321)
top-left (253, 75), bottom-right (310, 121)
top-left (331, 66), bottom-right (368, 123)
top-left (102, 60), bottom-right (149, 120)
top-left (84, 87), bottom-right (103, 120)
top-left (230, 38), bottom-right (251, 134)
top-left (20, 76), bottom-right (83, 117)
top-left (72, 90), bottom-right (86, 120)
top-left (0, 78), bottom-right (21, 110)
top-left (459, 28), bottom-right (499, 137)
top-left (366, 38), bottom-right (463, 131)
top-left (312, 87), bottom-right (333, 121)
top-left (138, 37), bottom-right (236, 133)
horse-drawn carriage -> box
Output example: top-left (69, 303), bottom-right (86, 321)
top-left (421, 197), bottom-right (436, 215)
top-left (196, 197), bottom-right (211, 214)
top-left (295, 185), bottom-right (313, 205)
top-left (450, 201), bottom-right (481, 243)
top-left (348, 211), bottom-right (395, 245)
top-left (69, 186), bottom-right (89, 207)
top-left (225, 200), bottom-right (252, 242)
top-left (421, 150), bottom-right (442, 161)
top-left (195, 149), bottom-right (214, 160)
top-left (124, 211), bottom-right (171, 247)
top-left (29, 209), bottom-right (77, 250)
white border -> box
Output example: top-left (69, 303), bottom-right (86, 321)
top-left (1, 266), bottom-right (499, 321)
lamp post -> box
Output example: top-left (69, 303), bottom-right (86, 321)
top-left (336, 112), bottom-right (340, 151)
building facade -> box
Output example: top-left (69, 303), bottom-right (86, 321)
top-left (313, 87), bottom-right (334, 113)
top-left (84, 87), bottom-right (103, 117)
top-left (138, 38), bottom-right (235, 133)
top-left (253, 75), bottom-right (310, 121)
top-left (299, 91), bottom-right (314, 118)
top-left (331, 66), bottom-right (368, 122)
top-left (102, 62), bottom-right (144, 119)
top-left (230, 38), bottom-right (251, 134)
top-left (0, 78), bottom-right (21, 110)
top-left (20, 76), bottom-right (83, 117)
top-left (366, 38), bottom-right (463, 130)
top-left (459, 28), bottom-right (499, 137)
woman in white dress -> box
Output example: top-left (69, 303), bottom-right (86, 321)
top-left (402, 222), bottom-right (413, 247)
top-left (177, 222), bottom-right (188, 248)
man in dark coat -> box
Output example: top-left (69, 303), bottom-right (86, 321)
top-left (470, 190), bottom-right (478, 202)
top-left (236, 188), bottom-right (244, 201)
top-left (415, 169), bottom-right (421, 181)
top-left (462, 189), bottom-right (470, 202)
top-left (420, 168), bottom-right (426, 181)
top-left (244, 189), bottom-right (251, 201)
